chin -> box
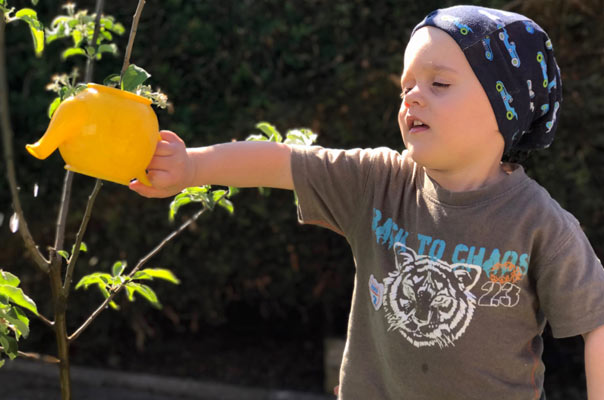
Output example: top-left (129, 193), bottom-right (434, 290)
top-left (404, 145), bottom-right (433, 168)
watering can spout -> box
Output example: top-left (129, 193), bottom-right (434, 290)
top-left (26, 97), bottom-right (86, 160)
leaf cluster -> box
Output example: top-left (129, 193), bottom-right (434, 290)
top-left (46, 3), bottom-right (125, 61)
top-left (75, 261), bottom-right (180, 310)
top-left (1, 0), bottom-right (43, 56)
top-left (0, 270), bottom-right (38, 368)
top-left (103, 64), bottom-right (169, 109)
top-left (247, 122), bottom-right (318, 146)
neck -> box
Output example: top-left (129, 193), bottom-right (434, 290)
top-left (423, 161), bottom-right (509, 192)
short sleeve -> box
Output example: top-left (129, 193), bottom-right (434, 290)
top-left (535, 215), bottom-right (604, 337)
top-left (290, 145), bottom-right (379, 236)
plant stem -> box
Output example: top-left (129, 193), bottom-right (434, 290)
top-left (0, 346), bottom-right (60, 364)
top-left (0, 15), bottom-right (50, 273)
top-left (84, 0), bottom-right (104, 82)
top-left (62, 179), bottom-right (103, 295)
top-left (120, 0), bottom-right (145, 83)
top-left (69, 204), bottom-right (212, 342)
top-left (49, 260), bottom-right (71, 400)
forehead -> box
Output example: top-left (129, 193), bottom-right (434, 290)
top-left (403, 27), bottom-right (467, 74)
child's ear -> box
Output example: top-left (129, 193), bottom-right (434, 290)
top-left (451, 264), bottom-right (482, 291)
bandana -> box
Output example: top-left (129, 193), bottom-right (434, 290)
top-left (412, 5), bottom-right (562, 154)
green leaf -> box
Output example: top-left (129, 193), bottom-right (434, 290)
top-left (75, 272), bottom-right (112, 290)
top-left (103, 74), bottom-right (121, 87)
top-left (0, 359), bottom-right (5, 368)
top-left (256, 122), bottom-right (282, 142)
top-left (0, 286), bottom-right (38, 316)
top-left (218, 198), bottom-right (234, 214)
top-left (61, 47), bottom-right (86, 59)
top-left (169, 196), bottom-right (192, 222)
top-left (125, 283), bottom-right (161, 308)
top-left (111, 261), bottom-right (126, 277)
top-left (137, 268), bottom-right (180, 285)
top-left (72, 29), bottom-right (83, 47)
top-left (71, 242), bottom-right (87, 254)
top-left (0, 335), bottom-right (18, 359)
top-left (0, 271), bottom-right (20, 287)
top-left (57, 250), bottom-right (69, 260)
top-left (48, 97), bottom-right (61, 119)
top-left (227, 186), bottom-right (240, 198)
top-left (1, 307), bottom-right (29, 338)
top-left (15, 8), bottom-right (44, 56)
top-left (98, 43), bottom-right (117, 55)
top-left (31, 0), bottom-right (39, 5)
top-left (121, 64), bottom-right (151, 93)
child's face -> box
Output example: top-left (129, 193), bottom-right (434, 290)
top-left (399, 27), bottom-right (504, 173)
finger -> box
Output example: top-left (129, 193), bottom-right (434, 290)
top-left (159, 130), bottom-right (184, 144)
top-left (128, 180), bottom-right (163, 198)
top-left (146, 156), bottom-right (172, 171)
top-left (146, 169), bottom-right (175, 189)
top-left (154, 139), bottom-right (176, 157)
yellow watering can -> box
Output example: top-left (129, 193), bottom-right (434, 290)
top-left (26, 83), bottom-right (160, 186)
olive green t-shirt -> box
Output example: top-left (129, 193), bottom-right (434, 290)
top-left (291, 146), bottom-right (604, 400)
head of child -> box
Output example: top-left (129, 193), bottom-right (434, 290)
top-left (398, 6), bottom-right (562, 188)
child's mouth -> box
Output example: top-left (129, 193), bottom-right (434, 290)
top-left (409, 119), bottom-right (430, 133)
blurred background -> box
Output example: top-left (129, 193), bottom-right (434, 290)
top-left (1, 0), bottom-right (603, 398)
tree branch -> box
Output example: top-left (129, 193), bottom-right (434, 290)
top-left (0, 15), bottom-right (50, 273)
top-left (35, 310), bottom-right (55, 329)
top-left (62, 179), bottom-right (103, 295)
top-left (69, 205), bottom-right (210, 343)
top-left (120, 0), bottom-right (146, 83)
top-left (0, 347), bottom-right (60, 364)
top-left (84, 0), bottom-right (105, 83)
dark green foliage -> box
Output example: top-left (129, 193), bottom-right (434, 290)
top-left (1, 0), bottom-right (601, 393)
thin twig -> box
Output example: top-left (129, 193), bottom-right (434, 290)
top-left (0, 17), bottom-right (50, 273)
top-left (120, 0), bottom-right (146, 83)
top-left (35, 311), bottom-right (55, 329)
top-left (62, 179), bottom-right (103, 295)
top-left (69, 204), bottom-right (211, 343)
top-left (0, 347), bottom-right (60, 364)
top-left (84, 0), bottom-right (105, 83)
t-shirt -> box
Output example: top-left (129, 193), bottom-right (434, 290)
top-left (290, 146), bottom-right (604, 400)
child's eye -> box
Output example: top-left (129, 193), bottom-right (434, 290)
top-left (433, 82), bottom-right (450, 88)
top-left (400, 88), bottom-right (412, 99)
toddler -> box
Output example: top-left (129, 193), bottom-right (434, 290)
top-left (130, 5), bottom-right (604, 399)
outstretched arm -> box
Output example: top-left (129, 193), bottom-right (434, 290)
top-left (129, 130), bottom-right (294, 198)
top-left (584, 324), bottom-right (604, 399)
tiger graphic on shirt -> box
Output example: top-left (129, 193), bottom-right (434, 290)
top-left (377, 243), bottom-right (482, 348)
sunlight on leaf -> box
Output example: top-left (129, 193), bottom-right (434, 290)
top-left (136, 268), bottom-right (180, 285)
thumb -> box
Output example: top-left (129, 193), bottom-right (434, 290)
top-left (159, 130), bottom-right (184, 144)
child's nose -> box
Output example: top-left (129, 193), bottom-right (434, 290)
top-left (404, 87), bottom-right (425, 107)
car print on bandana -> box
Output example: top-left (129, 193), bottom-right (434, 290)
top-left (498, 28), bottom-right (521, 67)
top-left (441, 15), bottom-right (473, 35)
top-left (496, 80), bottom-right (518, 121)
top-left (546, 101), bottom-right (560, 133)
top-left (378, 243), bottom-right (482, 349)
top-left (523, 21), bottom-right (535, 34)
top-left (482, 36), bottom-right (493, 61)
top-left (537, 51), bottom-right (549, 88)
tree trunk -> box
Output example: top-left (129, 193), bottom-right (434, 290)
top-left (50, 262), bottom-right (71, 400)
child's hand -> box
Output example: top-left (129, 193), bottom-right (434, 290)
top-left (129, 130), bottom-right (194, 198)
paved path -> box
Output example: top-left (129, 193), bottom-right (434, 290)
top-left (0, 360), bottom-right (334, 400)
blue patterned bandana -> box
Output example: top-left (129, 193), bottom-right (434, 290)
top-left (412, 5), bottom-right (562, 154)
